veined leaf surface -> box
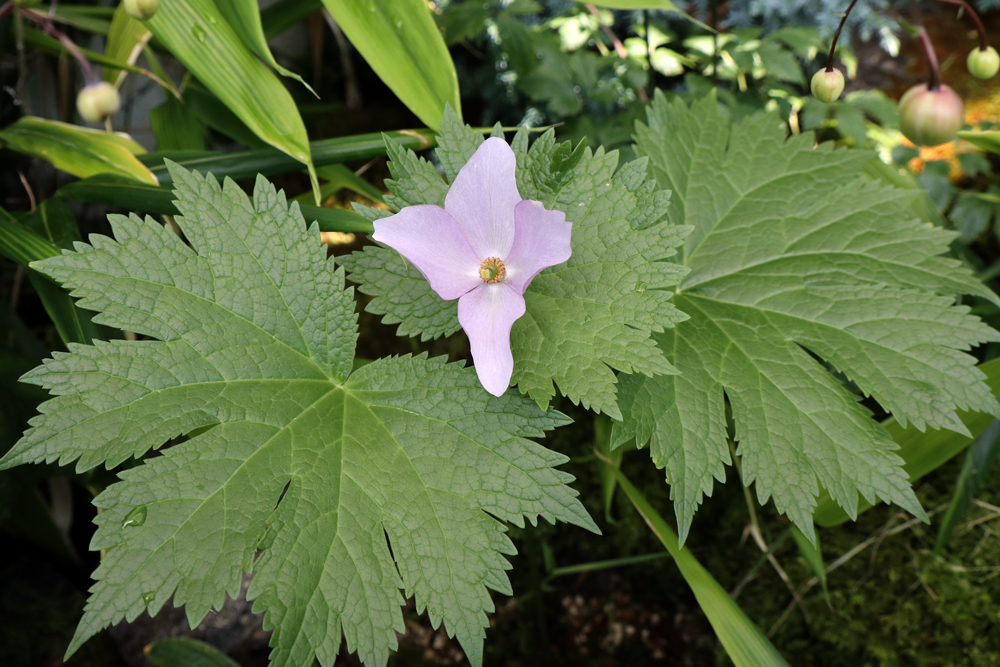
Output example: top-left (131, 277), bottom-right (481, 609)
top-left (616, 93), bottom-right (1000, 544)
top-left (0, 163), bottom-right (595, 667)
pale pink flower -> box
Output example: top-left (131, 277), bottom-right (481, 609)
top-left (372, 137), bottom-right (572, 396)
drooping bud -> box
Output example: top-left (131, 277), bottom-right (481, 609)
top-left (123, 0), bottom-right (160, 21)
top-left (811, 68), bottom-right (845, 103)
top-left (76, 82), bottom-right (121, 123)
top-left (897, 84), bottom-right (964, 147)
top-left (968, 46), bottom-right (1000, 80)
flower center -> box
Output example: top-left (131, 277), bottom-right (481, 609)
top-left (479, 257), bottom-right (506, 284)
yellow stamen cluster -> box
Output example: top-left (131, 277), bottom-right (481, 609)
top-left (479, 257), bottom-right (506, 284)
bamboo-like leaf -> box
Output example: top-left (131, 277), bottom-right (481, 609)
top-left (145, 638), bottom-right (240, 667)
top-left (0, 117), bottom-right (158, 184)
top-left (605, 464), bottom-right (790, 667)
top-left (28, 5), bottom-right (114, 35)
top-left (57, 174), bottom-right (374, 233)
top-left (292, 164), bottom-right (385, 204)
top-left (790, 526), bottom-right (828, 603)
top-left (102, 6), bottom-right (152, 87)
top-left (581, 1), bottom-right (713, 31)
top-left (214, 0), bottom-right (315, 94)
top-left (142, 0), bottom-right (317, 190)
top-left (814, 357), bottom-right (1000, 527)
top-left (933, 419), bottom-right (1000, 554)
top-left (958, 131), bottom-right (1000, 156)
top-left (594, 413), bottom-right (623, 523)
top-left (137, 128), bottom-right (435, 182)
top-left (150, 97), bottom-right (206, 151)
top-left (323, 0), bottom-right (461, 129)
top-left (0, 203), bottom-right (104, 346)
top-left (182, 83), bottom-right (267, 148)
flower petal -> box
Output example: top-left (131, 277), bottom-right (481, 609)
top-left (372, 205), bottom-right (481, 301)
top-left (458, 283), bottom-right (526, 396)
top-left (504, 200), bottom-right (573, 294)
top-left (445, 137), bottom-right (521, 260)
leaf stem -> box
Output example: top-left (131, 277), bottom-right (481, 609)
top-left (826, 0), bottom-right (859, 72)
top-left (19, 6), bottom-right (97, 85)
top-left (933, 0), bottom-right (988, 51)
top-left (0, 1), bottom-right (13, 20)
top-left (918, 28), bottom-right (942, 90)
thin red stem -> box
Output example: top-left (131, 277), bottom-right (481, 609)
top-left (918, 28), bottom-right (941, 90)
top-left (933, 0), bottom-right (988, 51)
top-left (19, 7), bottom-right (97, 84)
top-left (826, 0), bottom-right (860, 72)
top-left (0, 1), bottom-right (13, 20)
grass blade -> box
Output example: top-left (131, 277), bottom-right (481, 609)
top-left (604, 463), bottom-right (790, 667)
top-left (323, 0), bottom-right (460, 129)
top-left (933, 419), bottom-right (1000, 555)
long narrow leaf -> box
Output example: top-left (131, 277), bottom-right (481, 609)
top-left (323, 0), bottom-right (461, 129)
top-left (102, 6), bottom-right (152, 87)
top-left (21, 200), bottom-right (106, 345)
top-left (137, 129), bottom-right (436, 182)
top-left (0, 117), bottom-right (158, 184)
top-left (145, 638), bottom-right (240, 667)
top-left (57, 175), bottom-right (374, 234)
top-left (582, 1), bottom-right (714, 32)
top-left (933, 419), bottom-right (1000, 554)
top-left (790, 526), bottom-right (828, 603)
top-left (958, 131), bottom-right (1000, 156)
top-left (150, 97), bottom-right (206, 151)
top-left (143, 0), bottom-right (317, 190)
top-left (814, 357), bottom-right (1000, 526)
top-left (605, 464), bottom-right (790, 667)
top-left (261, 0), bottom-right (323, 38)
top-left (214, 0), bottom-right (315, 93)
top-left (0, 209), bottom-right (60, 266)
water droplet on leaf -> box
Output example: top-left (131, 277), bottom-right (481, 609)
top-left (192, 25), bottom-right (206, 43)
top-left (634, 280), bottom-right (646, 293)
top-left (122, 505), bottom-right (147, 528)
top-left (396, 20), bottom-right (403, 29)
top-left (142, 591), bottom-right (155, 605)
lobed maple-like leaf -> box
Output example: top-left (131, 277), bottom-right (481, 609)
top-left (0, 163), bottom-right (597, 667)
top-left (615, 93), bottom-right (1000, 544)
top-left (340, 108), bottom-right (691, 418)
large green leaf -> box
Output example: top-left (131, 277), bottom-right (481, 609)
top-left (606, 464), bottom-right (790, 667)
top-left (323, 0), bottom-right (461, 129)
top-left (3, 164), bottom-right (596, 667)
top-left (618, 93), bottom-right (999, 544)
top-left (143, 0), bottom-right (317, 190)
top-left (214, 0), bottom-right (314, 93)
top-left (814, 357), bottom-right (1000, 526)
top-left (0, 117), bottom-right (158, 184)
top-left (102, 6), bottom-right (152, 87)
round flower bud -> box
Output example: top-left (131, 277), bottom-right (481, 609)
top-left (76, 82), bottom-right (121, 123)
top-left (897, 84), bottom-right (965, 147)
top-left (810, 68), bottom-right (845, 103)
top-left (123, 0), bottom-right (160, 21)
top-left (967, 46), bottom-right (1000, 80)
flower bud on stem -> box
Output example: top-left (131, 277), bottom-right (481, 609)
top-left (812, 0), bottom-right (858, 103)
